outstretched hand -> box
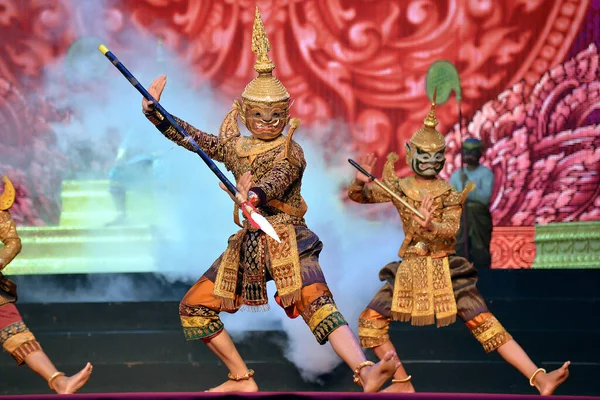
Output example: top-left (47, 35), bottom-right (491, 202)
top-left (142, 75), bottom-right (167, 112)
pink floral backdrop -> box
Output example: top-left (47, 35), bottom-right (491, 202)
top-left (0, 0), bottom-right (598, 227)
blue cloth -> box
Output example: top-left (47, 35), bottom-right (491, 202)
top-left (449, 165), bottom-right (495, 206)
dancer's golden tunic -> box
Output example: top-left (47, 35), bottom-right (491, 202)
top-left (350, 101), bottom-right (511, 352)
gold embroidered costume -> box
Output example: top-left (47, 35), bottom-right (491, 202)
top-left (0, 176), bottom-right (43, 364)
top-left (144, 8), bottom-right (347, 345)
top-left (348, 100), bottom-right (511, 353)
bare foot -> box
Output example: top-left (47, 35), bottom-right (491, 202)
top-left (360, 351), bottom-right (401, 393)
top-left (207, 378), bottom-right (258, 392)
top-left (534, 362), bottom-right (570, 396)
top-left (382, 381), bottom-right (416, 393)
top-left (53, 362), bottom-right (93, 394)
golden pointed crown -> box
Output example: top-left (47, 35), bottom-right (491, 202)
top-left (409, 88), bottom-right (446, 153)
top-left (241, 7), bottom-right (290, 104)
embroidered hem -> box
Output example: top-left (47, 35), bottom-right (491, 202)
top-left (312, 309), bottom-right (347, 345)
top-left (468, 313), bottom-right (512, 353)
top-left (358, 318), bottom-right (391, 349)
top-left (179, 304), bottom-right (225, 341)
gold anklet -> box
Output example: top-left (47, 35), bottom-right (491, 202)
top-left (352, 361), bottom-right (375, 386)
top-left (228, 369), bottom-right (255, 381)
top-left (529, 368), bottom-right (546, 387)
top-left (392, 375), bottom-right (412, 384)
top-left (48, 371), bottom-right (65, 391)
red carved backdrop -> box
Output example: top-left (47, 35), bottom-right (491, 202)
top-left (0, 0), bottom-right (599, 266)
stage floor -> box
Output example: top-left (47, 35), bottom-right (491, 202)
top-left (2, 269), bottom-right (599, 397)
top-left (2, 392), bottom-right (599, 400)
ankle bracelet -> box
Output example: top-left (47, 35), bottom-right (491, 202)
top-left (228, 369), bottom-right (255, 381)
top-left (529, 368), bottom-right (546, 387)
top-left (48, 372), bottom-right (65, 391)
top-left (352, 361), bottom-right (375, 387)
top-left (392, 375), bottom-right (412, 384)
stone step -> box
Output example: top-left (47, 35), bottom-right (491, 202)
top-left (15, 228), bottom-right (155, 251)
top-left (15, 227), bottom-right (155, 237)
top-left (59, 211), bottom-right (119, 228)
top-left (58, 199), bottom-right (155, 210)
top-left (14, 243), bottom-right (154, 260)
top-left (60, 199), bottom-right (116, 212)
top-left (58, 179), bottom-right (157, 228)
top-left (3, 257), bottom-right (156, 275)
top-left (3, 227), bottom-right (157, 275)
top-left (59, 213), bottom-right (156, 228)
top-left (59, 180), bottom-right (115, 224)
top-left (16, 236), bottom-right (154, 258)
top-left (61, 180), bottom-right (112, 192)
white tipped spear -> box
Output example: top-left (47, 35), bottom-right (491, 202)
top-left (98, 44), bottom-right (280, 243)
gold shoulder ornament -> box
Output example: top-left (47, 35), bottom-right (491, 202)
top-left (0, 176), bottom-right (16, 211)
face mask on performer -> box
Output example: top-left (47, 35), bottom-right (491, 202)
top-left (241, 100), bottom-right (290, 141)
top-left (406, 145), bottom-right (446, 177)
top-left (405, 95), bottom-right (446, 178)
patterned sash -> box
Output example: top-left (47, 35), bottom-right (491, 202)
top-left (391, 256), bottom-right (457, 327)
top-left (213, 224), bottom-right (302, 311)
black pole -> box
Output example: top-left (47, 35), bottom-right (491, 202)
top-left (458, 102), bottom-right (471, 263)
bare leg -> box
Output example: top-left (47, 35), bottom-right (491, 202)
top-left (23, 351), bottom-right (93, 394)
top-left (204, 329), bottom-right (258, 392)
top-left (497, 339), bottom-right (570, 395)
top-left (328, 325), bottom-right (400, 392)
top-left (371, 340), bottom-right (415, 393)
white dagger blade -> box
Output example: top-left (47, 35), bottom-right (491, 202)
top-left (249, 211), bottom-right (281, 243)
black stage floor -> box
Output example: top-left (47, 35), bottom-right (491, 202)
top-left (1, 269), bottom-right (599, 396)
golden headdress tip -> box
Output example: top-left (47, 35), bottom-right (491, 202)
top-left (242, 6), bottom-right (290, 104)
top-left (251, 6), bottom-right (275, 74)
top-left (423, 87), bottom-right (438, 128)
top-left (408, 87), bottom-right (445, 153)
